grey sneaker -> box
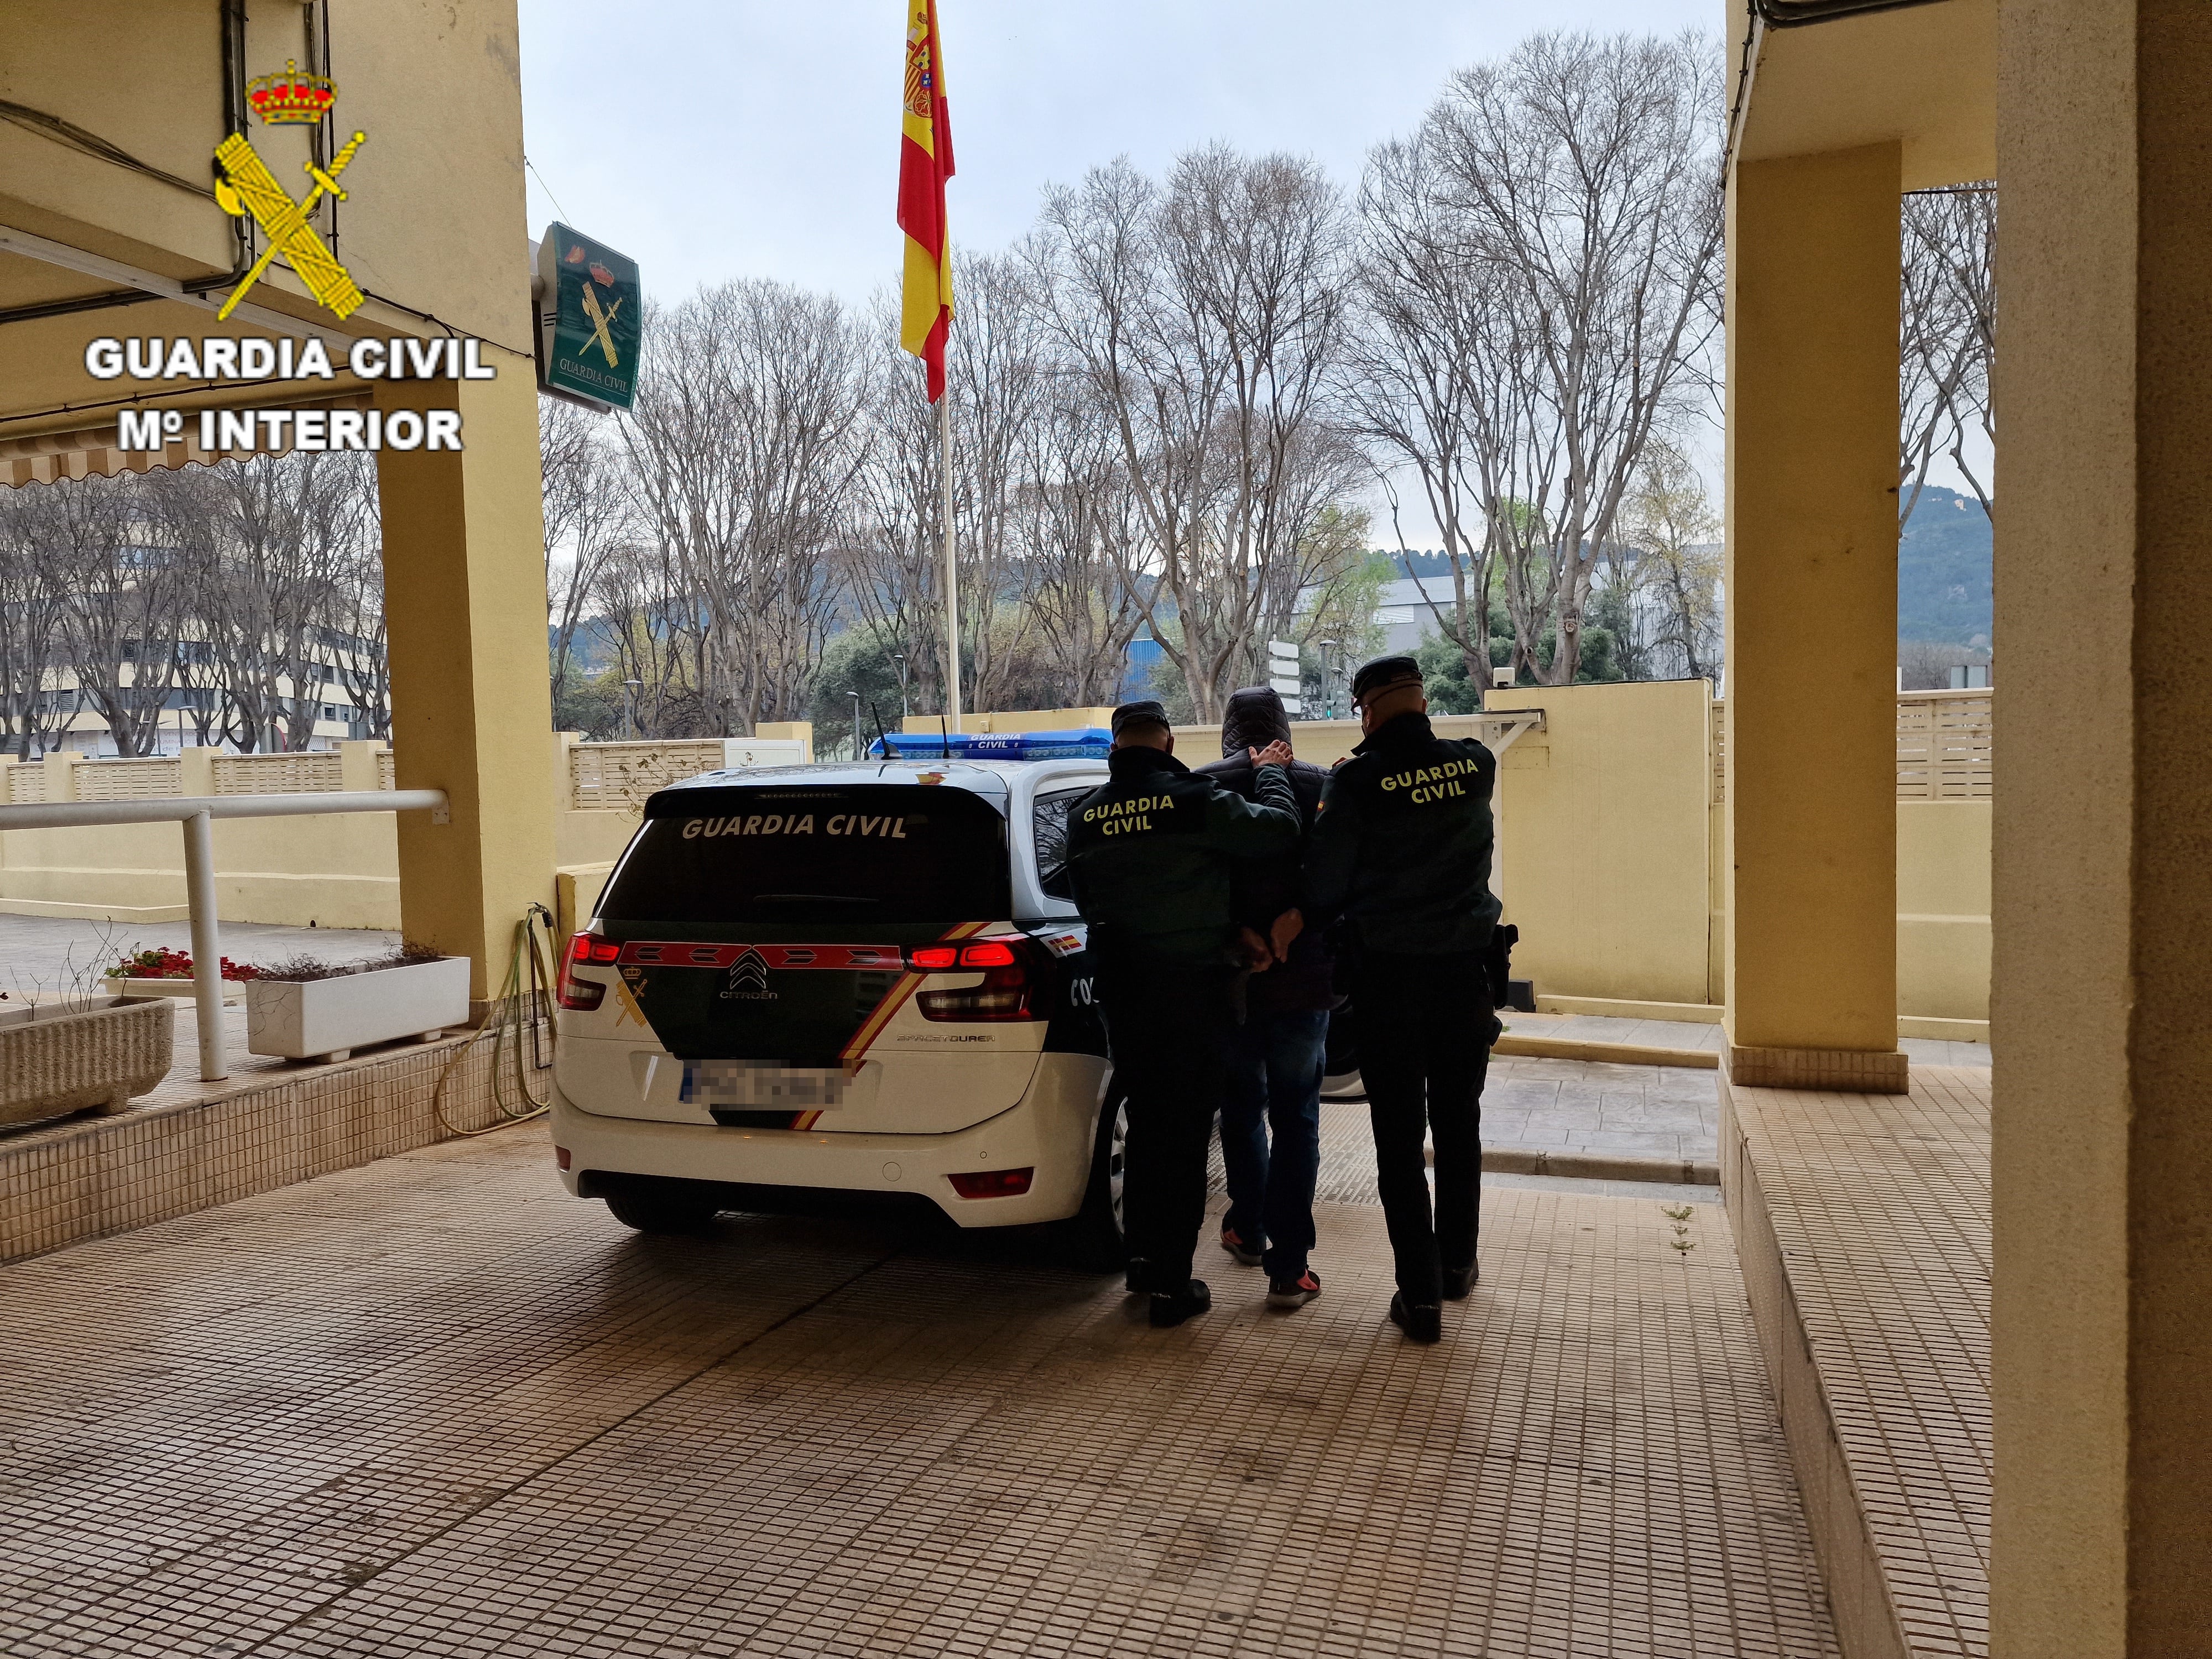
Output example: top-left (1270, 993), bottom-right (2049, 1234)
top-left (1267, 1269), bottom-right (1321, 1309)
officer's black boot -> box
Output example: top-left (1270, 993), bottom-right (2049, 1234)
top-left (1149, 1279), bottom-right (1213, 1328)
top-left (1442, 1263), bottom-right (1478, 1300)
top-left (1389, 1291), bottom-right (1442, 1343)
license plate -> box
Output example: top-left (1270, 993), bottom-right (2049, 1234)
top-left (680, 1061), bottom-right (853, 1110)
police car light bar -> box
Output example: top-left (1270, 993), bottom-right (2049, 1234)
top-left (868, 729), bottom-right (1112, 760)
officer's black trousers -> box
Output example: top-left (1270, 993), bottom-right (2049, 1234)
top-left (1353, 949), bottom-right (1493, 1305)
top-left (1095, 961), bottom-right (1236, 1294)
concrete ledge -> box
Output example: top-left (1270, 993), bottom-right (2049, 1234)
top-left (1495, 1033), bottom-right (1719, 1069)
top-left (1724, 1042), bottom-right (1909, 1093)
top-left (0, 1032), bottom-right (547, 1262)
top-left (1480, 1145), bottom-right (1720, 1186)
top-left (1533, 994), bottom-right (1726, 1024)
top-left (0, 898), bottom-right (193, 922)
top-left (1718, 1068), bottom-right (1992, 1659)
top-left (1896, 1015), bottom-right (1989, 1044)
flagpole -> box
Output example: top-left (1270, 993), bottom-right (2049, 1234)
top-left (940, 371), bottom-right (962, 731)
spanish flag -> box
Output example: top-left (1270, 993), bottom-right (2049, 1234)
top-left (898, 0), bottom-right (954, 402)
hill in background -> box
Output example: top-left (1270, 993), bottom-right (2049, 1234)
top-left (1898, 485), bottom-right (1993, 646)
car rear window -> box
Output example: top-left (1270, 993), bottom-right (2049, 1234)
top-left (599, 784), bottom-right (1010, 925)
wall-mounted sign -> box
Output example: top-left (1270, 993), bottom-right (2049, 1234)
top-left (536, 223), bottom-right (639, 411)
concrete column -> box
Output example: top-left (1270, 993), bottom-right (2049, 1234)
top-left (1723, 142), bottom-right (1908, 1092)
top-left (374, 367), bottom-right (554, 1012)
top-left (178, 746), bottom-right (216, 798)
top-left (336, 740), bottom-right (385, 794)
top-left (1992, 3), bottom-right (2212, 1651)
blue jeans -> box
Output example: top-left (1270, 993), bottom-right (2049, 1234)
top-left (1218, 1007), bottom-right (1327, 1279)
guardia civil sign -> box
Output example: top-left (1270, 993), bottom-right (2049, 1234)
top-left (537, 222), bottom-right (639, 411)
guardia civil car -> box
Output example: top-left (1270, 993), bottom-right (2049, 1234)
top-left (549, 755), bottom-right (1126, 1262)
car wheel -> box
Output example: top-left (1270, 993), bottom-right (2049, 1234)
top-left (603, 1178), bottom-right (722, 1235)
top-left (1067, 1085), bottom-right (1129, 1271)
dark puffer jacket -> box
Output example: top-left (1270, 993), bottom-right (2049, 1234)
top-left (1194, 687), bottom-right (1335, 1013)
top-left (1067, 742), bottom-right (1298, 968)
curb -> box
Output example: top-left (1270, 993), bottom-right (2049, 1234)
top-left (1494, 1034), bottom-right (1719, 1070)
top-left (1475, 1146), bottom-right (1722, 1187)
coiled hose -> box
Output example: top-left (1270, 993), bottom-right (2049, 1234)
top-left (431, 902), bottom-right (560, 1138)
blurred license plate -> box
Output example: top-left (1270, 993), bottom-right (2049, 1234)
top-left (680, 1062), bottom-right (852, 1110)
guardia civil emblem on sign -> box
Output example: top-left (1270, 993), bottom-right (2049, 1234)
top-left (212, 59), bottom-right (366, 322)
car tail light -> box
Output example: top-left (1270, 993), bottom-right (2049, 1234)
top-left (948, 1167), bottom-right (1034, 1199)
top-left (915, 936), bottom-right (1049, 1022)
top-left (904, 937), bottom-right (1022, 971)
top-left (558, 931), bottom-right (613, 1011)
top-left (554, 1146), bottom-right (572, 1171)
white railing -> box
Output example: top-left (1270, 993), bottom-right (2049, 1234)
top-left (0, 789), bottom-right (449, 1083)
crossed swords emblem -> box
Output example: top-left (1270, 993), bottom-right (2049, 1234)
top-left (577, 278), bottom-right (622, 368)
top-left (213, 128), bottom-right (367, 321)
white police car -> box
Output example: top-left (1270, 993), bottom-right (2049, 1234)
top-left (549, 745), bottom-right (1125, 1261)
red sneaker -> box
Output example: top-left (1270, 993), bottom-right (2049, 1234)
top-left (1267, 1269), bottom-right (1321, 1309)
top-left (1219, 1225), bottom-right (1262, 1267)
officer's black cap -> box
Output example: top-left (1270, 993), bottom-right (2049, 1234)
top-left (1109, 700), bottom-right (1172, 738)
top-left (1350, 655), bottom-right (1425, 706)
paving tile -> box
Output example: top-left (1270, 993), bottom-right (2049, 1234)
top-left (1, 1122), bottom-right (1837, 1658)
top-left (1724, 1066), bottom-right (1991, 1658)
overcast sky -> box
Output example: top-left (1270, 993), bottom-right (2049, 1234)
top-left (517, 0), bottom-right (1716, 309)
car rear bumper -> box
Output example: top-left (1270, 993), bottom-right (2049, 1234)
top-left (549, 1052), bottom-right (1105, 1228)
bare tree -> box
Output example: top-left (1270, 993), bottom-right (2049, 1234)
top-left (1034, 146), bottom-right (1365, 721)
top-left (1013, 383), bottom-right (1149, 705)
top-left (621, 281), bottom-right (869, 736)
top-left (0, 483), bottom-right (80, 755)
top-left (1901, 184), bottom-right (1995, 520)
top-left (1618, 441), bottom-right (1723, 682)
top-left (540, 395), bottom-right (628, 701)
top-left (1409, 31), bottom-right (1722, 685)
top-left (186, 452), bottom-right (367, 751)
top-left (26, 472), bottom-right (194, 756)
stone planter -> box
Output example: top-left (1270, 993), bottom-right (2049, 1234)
top-left (0, 998), bottom-right (174, 1128)
top-left (112, 977), bottom-right (247, 1005)
top-left (246, 956), bottom-right (470, 1063)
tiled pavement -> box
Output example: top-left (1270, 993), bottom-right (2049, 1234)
top-left (0, 1125), bottom-right (1840, 1658)
top-left (1721, 1067), bottom-right (1991, 1659)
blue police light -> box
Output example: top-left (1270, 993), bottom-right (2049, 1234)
top-left (868, 729), bottom-right (1112, 760)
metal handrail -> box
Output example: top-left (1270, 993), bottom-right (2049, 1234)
top-left (0, 789), bottom-right (451, 1082)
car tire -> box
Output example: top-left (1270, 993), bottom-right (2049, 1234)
top-left (1066, 1085), bottom-right (1129, 1271)
top-left (603, 1178), bottom-right (722, 1235)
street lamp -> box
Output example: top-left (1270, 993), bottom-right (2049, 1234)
top-left (851, 690), bottom-right (864, 761)
top-left (1317, 639), bottom-right (1339, 719)
top-left (622, 678), bottom-right (642, 740)
top-left (891, 653), bottom-right (910, 721)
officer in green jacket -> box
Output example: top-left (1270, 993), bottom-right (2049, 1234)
top-left (1295, 656), bottom-right (1500, 1344)
top-left (1068, 699), bottom-right (1300, 1327)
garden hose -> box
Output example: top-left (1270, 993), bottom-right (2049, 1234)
top-left (430, 904), bottom-right (561, 1138)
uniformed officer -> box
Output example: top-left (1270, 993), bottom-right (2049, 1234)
top-left (1293, 656), bottom-right (1500, 1343)
top-left (1067, 699), bottom-right (1300, 1328)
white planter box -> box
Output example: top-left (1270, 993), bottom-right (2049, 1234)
top-left (246, 956), bottom-right (471, 1063)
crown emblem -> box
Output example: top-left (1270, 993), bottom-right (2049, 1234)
top-left (246, 60), bottom-right (337, 125)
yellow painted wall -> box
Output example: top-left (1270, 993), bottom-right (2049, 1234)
top-left (2, 697), bottom-right (1999, 1022)
top-left (1897, 800), bottom-right (1991, 1021)
top-left (1486, 682), bottom-right (1715, 1006)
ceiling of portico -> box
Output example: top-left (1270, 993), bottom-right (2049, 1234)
top-left (1730, 0), bottom-right (1996, 190)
